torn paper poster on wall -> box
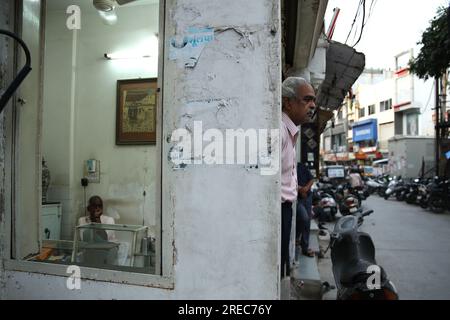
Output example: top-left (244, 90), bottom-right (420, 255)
top-left (169, 27), bottom-right (214, 68)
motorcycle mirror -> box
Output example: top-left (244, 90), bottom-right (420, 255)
top-left (330, 232), bottom-right (340, 240)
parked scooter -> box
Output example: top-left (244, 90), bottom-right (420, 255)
top-left (338, 194), bottom-right (360, 216)
top-left (427, 178), bottom-right (450, 213)
top-left (312, 183), bottom-right (338, 222)
top-left (384, 176), bottom-right (404, 200)
top-left (354, 185), bottom-right (369, 201)
top-left (329, 209), bottom-right (399, 300)
top-left (318, 194), bottom-right (338, 221)
top-left (365, 177), bottom-right (382, 195)
top-left (376, 175), bottom-right (391, 197)
top-left (420, 177), bottom-right (438, 209)
top-left (405, 178), bottom-right (428, 206)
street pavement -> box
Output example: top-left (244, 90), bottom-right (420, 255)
top-left (318, 195), bottom-right (450, 300)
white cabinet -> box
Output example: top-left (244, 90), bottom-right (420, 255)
top-left (41, 203), bottom-right (62, 240)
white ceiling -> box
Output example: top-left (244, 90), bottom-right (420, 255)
top-left (48, 0), bottom-right (159, 11)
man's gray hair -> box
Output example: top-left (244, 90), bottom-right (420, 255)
top-left (282, 77), bottom-right (309, 99)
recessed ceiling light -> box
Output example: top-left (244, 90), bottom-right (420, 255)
top-left (93, 0), bottom-right (116, 12)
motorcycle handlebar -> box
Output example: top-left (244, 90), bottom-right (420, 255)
top-left (361, 210), bottom-right (373, 217)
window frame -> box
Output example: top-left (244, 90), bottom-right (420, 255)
top-left (358, 106), bottom-right (365, 118)
top-left (380, 99), bottom-right (392, 112)
top-left (368, 104), bottom-right (376, 115)
top-left (4, 0), bottom-right (174, 289)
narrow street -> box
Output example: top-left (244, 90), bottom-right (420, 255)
top-left (319, 195), bottom-right (450, 300)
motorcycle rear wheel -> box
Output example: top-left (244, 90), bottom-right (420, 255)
top-left (429, 196), bottom-right (445, 214)
top-left (396, 192), bottom-right (405, 201)
top-left (405, 194), bottom-right (415, 204)
top-left (420, 200), bottom-right (428, 209)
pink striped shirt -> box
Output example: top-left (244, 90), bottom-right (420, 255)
top-left (281, 112), bottom-right (299, 203)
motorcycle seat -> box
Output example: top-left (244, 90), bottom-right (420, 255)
top-left (339, 259), bottom-right (385, 287)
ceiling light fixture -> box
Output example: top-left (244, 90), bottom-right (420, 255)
top-left (98, 10), bottom-right (118, 25)
top-left (93, 0), bottom-right (116, 12)
top-left (104, 53), bottom-right (152, 60)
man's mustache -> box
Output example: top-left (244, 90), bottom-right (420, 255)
top-left (308, 109), bottom-right (317, 119)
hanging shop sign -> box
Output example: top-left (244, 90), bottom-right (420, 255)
top-left (353, 118), bottom-right (378, 143)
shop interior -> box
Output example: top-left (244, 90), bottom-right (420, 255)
top-left (32, 0), bottom-right (160, 274)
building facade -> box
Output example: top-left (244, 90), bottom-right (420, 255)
top-left (321, 50), bottom-right (436, 167)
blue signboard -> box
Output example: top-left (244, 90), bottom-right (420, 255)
top-left (445, 150), bottom-right (450, 160)
top-left (353, 119), bottom-right (377, 142)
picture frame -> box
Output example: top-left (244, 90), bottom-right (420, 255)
top-left (116, 78), bottom-right (157, 145)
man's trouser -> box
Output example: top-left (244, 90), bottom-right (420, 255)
top-left (281, 201), bottom-right (293, 278)
top-left (296, 194), bottom-right (312, 253)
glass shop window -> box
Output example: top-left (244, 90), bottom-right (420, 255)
top-left (406, 113), bottom-right (419, 136)
top-left (27, 0), bottom-right (161, 275)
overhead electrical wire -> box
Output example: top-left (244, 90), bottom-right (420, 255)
top-left (363, 0), bottom-right (377, 30)
top-left (350, 12), bottom-right (361, 44)
top-left (353, 0), bottom-right (378, 48)
top-left (324, 0), bottom-right (371, 109)
top-left (351, 0), bottom-right (376, 45)
top-left (350, 1), bottom-right (365, 44)
top-left (345, 0), bottom-right (363, 45)
top-left (352, 0), bottom-right (366, 48)
top-left (367, 0), bottom-right (377, 20)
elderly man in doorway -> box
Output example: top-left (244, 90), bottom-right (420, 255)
top-left (280, 77), bottom-right (316, 278)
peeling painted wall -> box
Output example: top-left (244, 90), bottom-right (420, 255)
top-left (2, 0), bottom-right (282, 299)
top-left (163, 0), bottom-right (281, 298)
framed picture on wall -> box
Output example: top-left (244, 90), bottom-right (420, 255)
top-left (116, 78), bottom-right (157, 145)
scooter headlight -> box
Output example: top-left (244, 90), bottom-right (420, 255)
top-left (382, 287), bottom-right (399, 300)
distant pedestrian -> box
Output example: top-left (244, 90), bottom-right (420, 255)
top-left (349, 168), bottom-right (364, 188)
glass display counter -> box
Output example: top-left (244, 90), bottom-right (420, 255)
top-left (72, 223), bottom-right (155, 270)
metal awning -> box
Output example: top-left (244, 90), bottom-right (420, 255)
top-left (316, 41), bottom-right (365, 111)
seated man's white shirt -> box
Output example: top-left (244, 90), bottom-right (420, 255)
top-left (78, 215), bottom-right (117, 242)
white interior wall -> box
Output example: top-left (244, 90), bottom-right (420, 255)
top-left (42, 3), bottom-right (159, 240)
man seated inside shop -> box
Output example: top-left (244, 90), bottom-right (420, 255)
top-left (78, 195), bottom-right (117, 242)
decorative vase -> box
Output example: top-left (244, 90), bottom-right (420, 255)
top-left (42, 158), bottom-right (50, 204)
